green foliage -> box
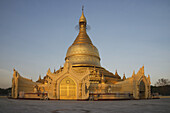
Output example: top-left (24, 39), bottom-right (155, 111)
top-left (151, 85), bottom-right (170, 96)
top-left (0, 87), bottom-right (11, 96)
top-left (155, 78), bottom-right (170, 86)
top-left (151, 78), bottom-right (170, 96)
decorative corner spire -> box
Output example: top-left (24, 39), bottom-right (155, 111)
top-left (47, 68), bottom-right (51, 74)
top-left (123, 73), bottom-right (126, 80)
top-left (115, 69), bottom-right (118, 76)
top-left (148, 74), bottom-right (150, 79)
top-left (54, 67), bottom-right (56, 73)
top-left (132, 70), bottom-right (135, 77)
top-left (13, 68), bottom-right (17, 77)
top-left (38, 75), bottom-right (41, 81)
top-left (141, 65), bottom-right (144, 75)
top-left (148, 74), bottom-right (151, 84)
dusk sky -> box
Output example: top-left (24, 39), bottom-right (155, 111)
top-left (0, 0), bottom-right (170, 88)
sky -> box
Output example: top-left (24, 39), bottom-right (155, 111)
top-left (0, 0), bottom-right (170, 88)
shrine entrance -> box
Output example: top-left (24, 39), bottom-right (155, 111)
top-left (139, 80), bottom-right (146, 99)
top-left (59, 77), bottom-right (77, 100)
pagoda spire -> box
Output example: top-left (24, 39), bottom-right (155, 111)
top-left (79, 5), bottom-right (86, 24)
top-left (132, 70), bottom-right (135, 77)
top-left (38, 75), bottom-right (41, 81)
top-left (115, 69), bottom-right (118, 76)
top-left (72, 6), bottom-right (92, 45)
top-left (47, 68), bottom-right (51, 74)
top-left (54, 67), bottom-right (56, 73)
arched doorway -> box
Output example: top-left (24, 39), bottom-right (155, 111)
top-left (60, 77), bottom-right (77, 100)
top-left (139, 80), bottom-right (146, 99)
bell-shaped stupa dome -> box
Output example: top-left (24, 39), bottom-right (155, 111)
top-left (65, 7), bottom-right (101, 67)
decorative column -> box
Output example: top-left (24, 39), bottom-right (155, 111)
top-left (79, 82), bottom-right (82, 99)
top-left (15, 78), bottom-right (18, 98)
top-left (11, 78), bottom-right (14, 98)
top-left (133, 81), bottom-right (139, 99)
top-left (53, 82), bottom-right (57, 98)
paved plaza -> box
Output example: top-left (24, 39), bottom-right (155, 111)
top-left (0, 98), bottom-right (170, 113)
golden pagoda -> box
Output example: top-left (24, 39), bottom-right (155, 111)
top-left (11, 7), bottom-right (151, 100)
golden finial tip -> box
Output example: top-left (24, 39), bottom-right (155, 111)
top-left (82, 5), bottom-right (84, 12)
top-left (79, 6), bottom-right (86, 23)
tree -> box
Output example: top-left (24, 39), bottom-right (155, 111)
top-left (151, 78), bottom-right (170, 96)
top-left (155, 78), bottom-right (170, 86)
top-left (0, 87), bottom-right (11, 96)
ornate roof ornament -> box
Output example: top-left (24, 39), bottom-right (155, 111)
top-left (47, 68), bottom-right (51, 74)
top-left (38, 75), bottom-right (41, 81)
top-left (123, 73), bottom-right (126, 80)
top-left (132, 70), bottom-right (135, 77)
top-left (115, 69), bottom-right (119, 76)
top-left (53, 67), bottom-right (56, 73)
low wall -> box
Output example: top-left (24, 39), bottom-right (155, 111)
top-left (89, 93), bottom-right (132, 100)
top-left (159, 96), bottom-right (170, 98)
top-left (19, 93), bottom-right (48, 99)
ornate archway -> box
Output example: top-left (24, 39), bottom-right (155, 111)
top-left (59, 77), bottom-right (77, 100)
top-left (139, 80), bottom-right (146, 99)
